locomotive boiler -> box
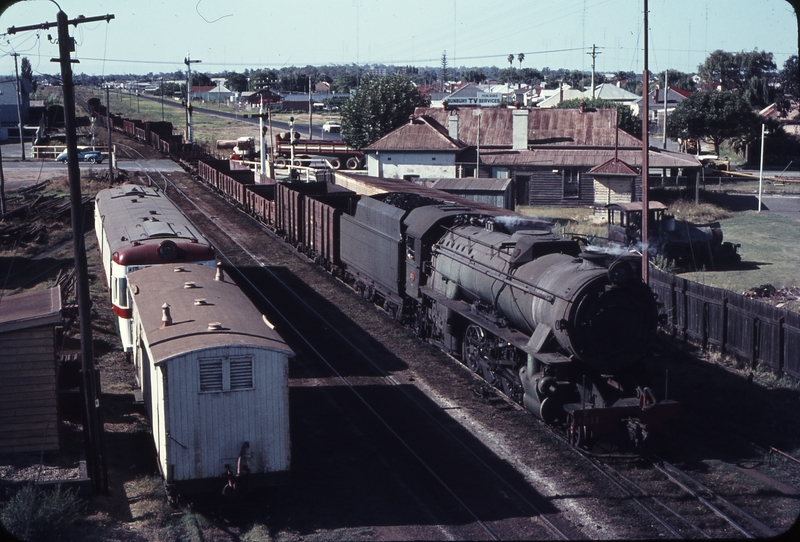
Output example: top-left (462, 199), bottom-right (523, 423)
top-left (414, 214), bottom-right (679, 446)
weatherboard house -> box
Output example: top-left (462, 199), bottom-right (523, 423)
top-left (362, 105), bottom-right (701, 211)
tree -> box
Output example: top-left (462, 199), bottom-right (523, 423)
top-left (507, 54), bottom-right (515, 86)
top-left (697, 49), bottom-right (777, 107)
top-left (340, 74), bottom-right (430, 149)
top-left (518, 67), bottom-right (542, 87)
top-left (461, 69), bottom-right (487, 84)
top-left (224, 71), bottom-right (248, 92)
top-left (653, 70), bottom-right (696, 92)
top-left (332, 73), bottom-right (358, 93)
top-left (517, 53), bottom-right (525, 87)
top-left (666, 90), bottom-right (760, 155)
top-left (440, 51), bottom-right (449, 91)
top-left (20, 56), bottom-right (36, 93)
top-left (777, 55), bottom-right (798, 116)
top-left (190, 72), bottom-right (213, 87)
top-left (555, 98), bottom-right (642, 139)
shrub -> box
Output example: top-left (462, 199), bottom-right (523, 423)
top-left (1, 484), bottom-right (85, 541)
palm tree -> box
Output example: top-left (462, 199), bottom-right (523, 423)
top-left (517, 53), bottom-right (525, 88)
top-left (508, 54), bottom-right (515, 87)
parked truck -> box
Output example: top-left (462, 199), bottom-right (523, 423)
top-left (273, 132), bottom-right (363, 170)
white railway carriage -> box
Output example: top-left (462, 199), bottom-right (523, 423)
top-left (94, 185), bottom-right (217, 352)
top-left (128, 265), bottom-right (293, 497)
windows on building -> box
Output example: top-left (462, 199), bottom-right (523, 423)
top-left (562, 169), bottom-right (580, 199)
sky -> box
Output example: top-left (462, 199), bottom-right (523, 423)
top-left (0, 0), bottom-right (797, 80)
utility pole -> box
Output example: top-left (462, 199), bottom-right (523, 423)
top-left (106, 86), bottom-right (113, 182)
top-left (587, 44), bottom-right (601, 99)
top-left (662, 70), bottom-right (668, 149)
top-left (11, 52), bottom-right (25, 160)
top-left (9, 10), bottom-right (114, 495)
top-left (184, 55), bottom-right (201, 143)
top-left (641, 0), bottom-right (650, 285)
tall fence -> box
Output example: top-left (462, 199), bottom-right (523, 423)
top-left (650, 268), bottom-right (800, 379)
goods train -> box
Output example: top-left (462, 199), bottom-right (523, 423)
top-left (94, 185), bottom-right (217, 353)
top-left (95, 113), bottom-right (679, 447)
top-left (127, 264), bottom-right (293, 499)
top-left (195, 164), bottom-right (680, 448)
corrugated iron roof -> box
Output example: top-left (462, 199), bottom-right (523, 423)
top-left (432, 178), bottom-right (512, 191)
top-left (589, 158), bottom-right (639, 176)
top-left (415, 106), bottom-right (643, 148)
top-left (479, 146), bottom-right (701, 169)
top-left (0, 286), bottom-right (62, 334)
top-left (365, 116), bottom-right (466, 151)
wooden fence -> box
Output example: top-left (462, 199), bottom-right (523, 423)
top-left (650, 268), bottom-right (800, 379)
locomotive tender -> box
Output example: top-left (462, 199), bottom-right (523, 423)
top-left (127, 264), bottom-right (293, 497)
top-left (94, 185), bottom-right (217, 353)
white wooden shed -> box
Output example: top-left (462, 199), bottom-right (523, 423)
top-left (128, 265), bottom-right (293, 492)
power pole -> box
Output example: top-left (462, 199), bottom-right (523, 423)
top-left (9, 10), bottom-right (114, 495)
top-left (641, 0), bottom-right (650, 285)
top-left (184, 55), bottom-right (201, 143)
top-left (106, 86), bottom-right (114, 182)
top-left (587, 44), bottom-right (601, 99)
top-left (11, 52), bottom-right (25, 160)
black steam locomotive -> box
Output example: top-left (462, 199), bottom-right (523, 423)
top-left (337, 193), bottom-right (680, 447)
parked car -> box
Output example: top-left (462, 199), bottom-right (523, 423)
top-left (55, 149), bottom-right (104, 164)
top-left (322, 121), bottom-right (341, 134)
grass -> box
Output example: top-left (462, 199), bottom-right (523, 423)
top-left (681, 210), bottom-right (800, 295)
top-left (54, 87), bottom-right (342, 152)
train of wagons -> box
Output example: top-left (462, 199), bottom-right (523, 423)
top-left (194, 160), bottom-right (681, 448)
top-left (94, 185), bottom-right (293, 499)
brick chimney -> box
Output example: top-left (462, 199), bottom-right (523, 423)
top-left (448, 112), bottom-right (459, 140)
top-left (512, 109), bottom-right (528, 151)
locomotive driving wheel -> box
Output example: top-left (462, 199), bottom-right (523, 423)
top-left (463, 325), bottom-right (498, 385)
top-left (463, 325), bottom-right (486, 373)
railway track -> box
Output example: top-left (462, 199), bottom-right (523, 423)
top-left (102, 143), bottom-right (800, 539)
top-left (115, 146), bottom-right (581, 539)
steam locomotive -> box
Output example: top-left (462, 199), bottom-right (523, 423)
top-left (342, 196), bottom-right (680, 447)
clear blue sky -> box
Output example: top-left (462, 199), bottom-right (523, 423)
top-left (0, 0), bottom-right (797, 79)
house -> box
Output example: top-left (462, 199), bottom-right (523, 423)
top-left (362, 105), bottom-right (702, 211)
top-left (314, 81), bottom-right (331, 94)
top-left (632, 86), bottom-right (691, 128)
top-left (189, 84), bottom-right (234, 103)
top-left (364, 115), bottom-right (466, 178)
top-left (535, 84), bottom-right (586, 108)
top-left (0, 78), bottom-right (31, 141)
top-left (0, 287), bottom-right (63, 453)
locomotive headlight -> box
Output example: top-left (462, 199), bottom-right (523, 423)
top-left (158, 240), bottom-right (178, 260)
top-left (607, 260), bottom-right (633, 287)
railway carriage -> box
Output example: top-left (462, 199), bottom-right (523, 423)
top-left (128, 265), bottom-right (293, 498)
top-left (94, 185), bottom-right (217, 352)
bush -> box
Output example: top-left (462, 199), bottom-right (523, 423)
top-left (1, 484), bottom-right (85, 541)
